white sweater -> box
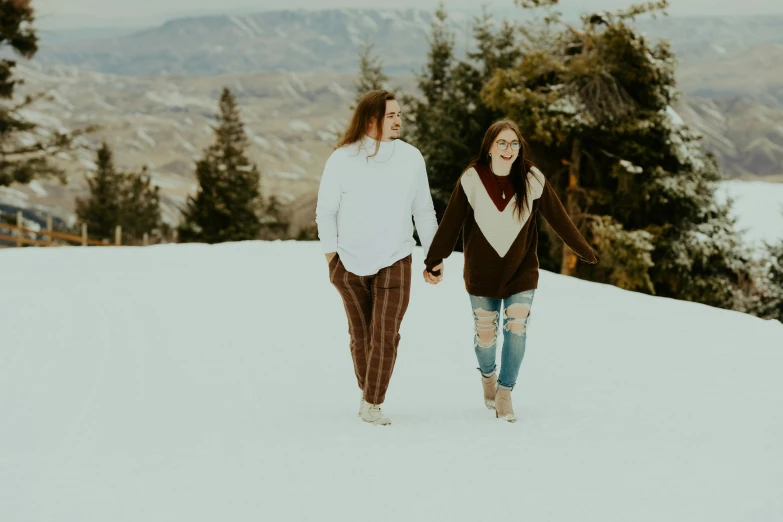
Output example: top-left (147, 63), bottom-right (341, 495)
top-left (315, 136), bottom-right (438, 277)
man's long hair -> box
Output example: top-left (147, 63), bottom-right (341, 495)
top-left (336, 90), bottom-right (396, 160)
top-left (466, 119), bottom-right (535, 219)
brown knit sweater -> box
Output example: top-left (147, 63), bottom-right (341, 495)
top-left (424, 164), bottom-right (598, 299)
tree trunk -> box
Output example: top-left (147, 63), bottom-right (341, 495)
top-left (560, 138), bottom-right (581, 276)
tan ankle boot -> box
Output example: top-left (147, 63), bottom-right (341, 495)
top-left (495, 388), bottom-right (516, 422)
top-left (481, 373), bottom-right (498, 409)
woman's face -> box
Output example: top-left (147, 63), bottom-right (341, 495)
top-left (489, 129), bottom-right (521, 165)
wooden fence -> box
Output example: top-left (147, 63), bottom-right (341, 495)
top-left (0, 211), bottom-right (153, 248)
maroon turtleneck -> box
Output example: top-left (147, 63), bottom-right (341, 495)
top-left (476, 165), bottom-right (513, 212)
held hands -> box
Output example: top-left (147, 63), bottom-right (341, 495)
top-left (327, 252), bottom-right (442, 285)
top-left (423, 263), bottom-right (443, 285)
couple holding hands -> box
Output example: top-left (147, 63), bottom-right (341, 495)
top-left (316, 90), bottom-right (597, 425)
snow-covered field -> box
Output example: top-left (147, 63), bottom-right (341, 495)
top-left (1, 241), bottom-right (782, 522)
top-left (718, 180), bottom-right (783, 246)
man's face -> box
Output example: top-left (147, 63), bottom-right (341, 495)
top-left (375, 99), bottom-right (402, 141)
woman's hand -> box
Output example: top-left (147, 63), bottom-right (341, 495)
top-left (423, 263), bottom-right (443, 285)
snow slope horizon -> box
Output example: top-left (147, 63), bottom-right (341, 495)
top-left (1, 241), bottom-right (782, 522)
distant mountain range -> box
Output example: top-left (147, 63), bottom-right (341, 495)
top-left (673, 40), bottom-right (783, 181)
top-left (34, 10), bottom-right (783, 182)
top-left (37, 10), bottom-right (783, 76)
top-left (3, 61), bottom-right (365, 227)
top-left (3, 9), bottom-right (781, 229)
top-left (37, 9), bottom-right (454, 76)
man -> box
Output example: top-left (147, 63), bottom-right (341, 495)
top-left (316, 90), bottom-right (440, 425)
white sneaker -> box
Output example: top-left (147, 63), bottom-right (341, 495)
top-left (360, 400), bottom-right (392, 425)
top-left (358, 392), bottom-right (368, 417)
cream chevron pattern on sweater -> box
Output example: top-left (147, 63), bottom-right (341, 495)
top-left (460, 166), bottom-right (546, 258)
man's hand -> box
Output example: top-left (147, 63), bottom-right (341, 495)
top-left (423, 263), bottom-right (443, 285)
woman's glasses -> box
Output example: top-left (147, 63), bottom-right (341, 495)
top-left (496, 140), bottom-right (521, 151)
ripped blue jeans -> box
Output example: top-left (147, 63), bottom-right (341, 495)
top-left (469, 290), bottom-right (535, 390)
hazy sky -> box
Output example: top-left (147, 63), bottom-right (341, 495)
top-left (35, 0), bottom-right (783, 29)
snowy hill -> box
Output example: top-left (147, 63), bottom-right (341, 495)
top-left (1, 241), bottom-right (782, 521)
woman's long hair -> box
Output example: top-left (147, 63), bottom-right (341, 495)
top-left (335, 90), bottom-right (395, 160)
top-left (466, 120), bottom-right (534, 219)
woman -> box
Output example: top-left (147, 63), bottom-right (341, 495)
top-left (424, 120), bottom-right (598, 422)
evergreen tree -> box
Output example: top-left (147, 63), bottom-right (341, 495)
top-left (402, 3), bottom-right (457, 215)
top-left (759, 240), bottom-right (783, 322)
top-left (259, 195), bottom-right (289, 240)
top-left (75, 143), bottom-right (162, 242)
top-left (119, 165), bottom-right (162, 241)
top-left (482, 0), bottom-right (753, 310)
top-left (75, 143), bottom-right (123, 240)
top-left (353, 41), bottom-right (389, 104)
top-left (404, 4), bottom-right (519, 218)
top-left (1, 0), bottom-right (88, 187)
top-left (179, 87), bottom-right (263, 243)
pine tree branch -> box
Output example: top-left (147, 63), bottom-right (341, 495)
top-left (0, 155), bottom-right (65, 186)
top-left (2, 125), bottom-right (96, 158)
top-left (0, 1), bottom-right (37, 61)
top-left (5, 89), bottom-right (48, 111)
top-left (515, 0), bottom-right (559, 9)
top-left (615, 1), bottom-right (669, 21)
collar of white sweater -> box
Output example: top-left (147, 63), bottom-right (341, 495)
top-left (358, 135), bottom-right (397, 161)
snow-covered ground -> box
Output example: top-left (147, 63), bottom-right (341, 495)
top-left (718, 180), bottom-right (783, 246)
top-left (1, 241), bottom-right (782, 522)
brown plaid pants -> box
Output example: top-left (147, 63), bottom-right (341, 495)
top-left (329, 254), bottom-right (412, 405)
